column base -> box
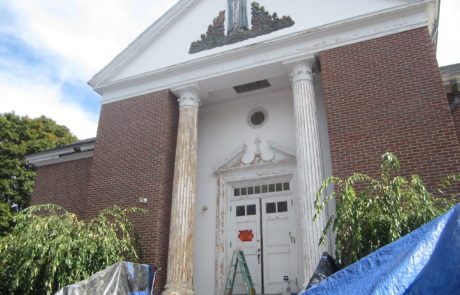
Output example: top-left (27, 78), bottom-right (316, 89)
top-left (162, 283), bottom-right (195, 295)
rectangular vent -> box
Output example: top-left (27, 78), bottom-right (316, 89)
top-left (233, 79), bottom-right (271, 94)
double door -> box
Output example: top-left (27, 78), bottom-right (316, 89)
top-left (228, 195), bottom-right (298, 294)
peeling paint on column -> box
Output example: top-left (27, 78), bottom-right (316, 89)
top-left (289, 60), bottom-right (328, 286)
top-left (214, 176), bottom-right (227, 295)
top-left (163, 89), bottom-right (200, 295)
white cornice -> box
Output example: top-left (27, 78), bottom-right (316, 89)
top-left (92, 0), bottom-right (434, 104)
top-left (26, 141), bottom-right (96, 167)
top-left (88, 0), bottom-right (198, 89)
top-left (28, 151), bottom-right (94, 167)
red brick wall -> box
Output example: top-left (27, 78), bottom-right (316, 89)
top-left (447, 93), bottom-right (460, 145)
top-left (320, 27), bottom-right (460, 189)
top-left (86, 90), bottom-right (178, 292)
top-left (31, 158), bottom-right (92, 217)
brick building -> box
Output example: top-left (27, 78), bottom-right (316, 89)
top-left (26, 1), bottom-right (460, 294)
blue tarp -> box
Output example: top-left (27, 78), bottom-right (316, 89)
top-left (302, 203), bottom-right (460, 295)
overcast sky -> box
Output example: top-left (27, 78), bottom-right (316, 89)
top-left (0, 0), bottom-right (459, 139)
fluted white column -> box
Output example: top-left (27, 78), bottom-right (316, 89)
top-left (163, 87), bottom-right (201, 295)
top-left (289, 60), bottom-right (327, 284)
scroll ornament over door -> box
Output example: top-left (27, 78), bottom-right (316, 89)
top-left (239, 230), bottom-right (254, 242)
top-left (189, 1), bottom-right (295, 54)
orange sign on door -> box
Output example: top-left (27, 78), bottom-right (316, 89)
top-left (238, 230), bottom-right (254, 242)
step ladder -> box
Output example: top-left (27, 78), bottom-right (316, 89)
top-left (223, 250), bottom-right (256, 295)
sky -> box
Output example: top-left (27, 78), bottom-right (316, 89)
top-left (0, 0), bottom-right (459, 139)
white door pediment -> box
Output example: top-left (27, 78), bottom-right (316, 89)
top-left (214, 138), bottom-right (296, 172)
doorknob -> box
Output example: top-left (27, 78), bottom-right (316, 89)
top-left (289, 232), bottom-right (296, 243)
top-left (258, 253), bottom-right (261, 264)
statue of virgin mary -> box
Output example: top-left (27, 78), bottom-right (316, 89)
top-left (227, 0), bottom-right (248, 33)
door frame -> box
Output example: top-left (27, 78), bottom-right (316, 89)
top-left (215, 159), bottom-right (300, 294)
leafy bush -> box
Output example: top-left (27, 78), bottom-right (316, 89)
top-left (314, 152), bottom-right (455, 267)
top-left (0, 204), bottom-right (146, 295)
top-left (0, 202), bottom-right (13, 237)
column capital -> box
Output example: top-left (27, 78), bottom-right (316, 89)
top-left (288, 60), bottom-right (315, 84)
top-left (172, 84), bottom-right (207, 109)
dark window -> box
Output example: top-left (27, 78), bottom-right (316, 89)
top-left (277, 201), bottom-right (288, 213)
top-left (276, 183), bottom-right (283, 191)
top-left (250, 111), bottom-right (265, 126)
top-left (248, 186), bottom-right (254, 195)
top-left (261, 185), bottom-right (268, 193)
top-left (234, 181), bottom-right (291, 198)
top-left (236, 206), bottom-right (246, 217)
top-left (247, 204), bottom-right (256, 215)
top-left (266, 202), bottom-right (276, 214)
top-left (283, 182), bottom-right (290, 191)
top-left (234, 188), bottom-right (240, 197)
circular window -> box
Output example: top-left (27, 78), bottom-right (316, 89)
top-left (248, 108), bottom-right (267, 128)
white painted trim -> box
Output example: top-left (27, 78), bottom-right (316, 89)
top-left (88, 0), bottom-right (198, 88)
top-left (26, 141), bottom-right (96, 167)
top-left (266, 140), bottom-right (296, 158)
top-left (94, 1), bottom-right (432, 103)
top-left (213, 144), bottom-right (247, 171)
top-left (443, 74), bottom-right (460, 85)
top-left (28, 151), bottom-right (94, 167)
top-left (214, 140), bottom-right (296, 174)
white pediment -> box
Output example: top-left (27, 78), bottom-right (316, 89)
top-left (89, 0), bottom-right (438, 102)
top-left (214, 138), bottom-right (296, 171)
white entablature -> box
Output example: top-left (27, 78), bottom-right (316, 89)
top-left (89, 0), bottom-right (439, 104)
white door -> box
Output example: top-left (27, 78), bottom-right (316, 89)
top-left (229, 199), bottom-right (263, 294)
top-left (261, 196), bottom-right (297, 294)
top-left (228, 195), bottom-right (298, 294)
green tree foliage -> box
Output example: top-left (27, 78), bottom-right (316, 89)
top-left (0, 204), bottom-right (146, 295)
top-left (0, 202), bottom-right (13, 238)
top-left (314, 152), bottom-right (455, 267)
top-left (0, 113), bottom-right (77, 211)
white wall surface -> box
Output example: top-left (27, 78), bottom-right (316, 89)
top-left (193, 82), bottom-right (333, 293)
top-left (109, 0), bottom-right (416, 82)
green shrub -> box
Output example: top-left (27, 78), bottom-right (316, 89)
top-left (0, 202), bottom-right (13, 237)
top-left (0, 204), bottom-right (146, 295)
top-left (314, 152), bottom-right (455, 267)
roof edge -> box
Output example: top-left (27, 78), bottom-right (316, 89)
top-left (88, 0), bottom-right (198, 92)
top-left (26, 138), bottom-right (96, 167)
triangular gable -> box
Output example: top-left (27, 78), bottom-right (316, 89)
top-left (89, 0), bottom-right (439, 95)
top-left (89, 0), bottom-right (195, 89)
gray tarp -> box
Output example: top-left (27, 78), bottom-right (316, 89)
top-left (54, 262), bottom-right (155, 295)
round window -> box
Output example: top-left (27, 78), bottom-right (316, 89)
top-left (248, 108), bottom-right (267, 128)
